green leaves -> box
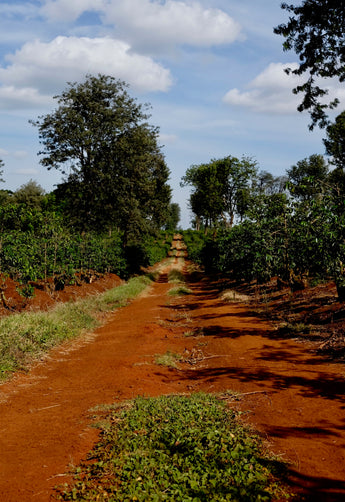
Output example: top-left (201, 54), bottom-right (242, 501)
top-left (274, 0), bottom-right (345, 129)
top-left (58, 394), bottom-right (288, 501)
top-left (181, 156), bottom-right (258, 230)
top-left (0, 208), bottom-right (127, 282)
top-left (32, 74), bottom-right (171, 236)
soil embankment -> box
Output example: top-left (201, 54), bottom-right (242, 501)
top-left (0, 257), bottom-right (344, 501)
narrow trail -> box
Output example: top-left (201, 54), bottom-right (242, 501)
top-left (0, 257), bottom-right (344, 501)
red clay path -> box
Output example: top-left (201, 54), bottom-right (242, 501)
top-left (0, 258), bottom-right (345, 501)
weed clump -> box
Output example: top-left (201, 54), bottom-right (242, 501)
top-left (154, 350), bottom-right (182, 368)
top-left (168, 286), bottom-right (192, 296)
top-left (168, 268), bottom-right (185, 283)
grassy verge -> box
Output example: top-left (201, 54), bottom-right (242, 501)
top-left (0, 275), bottom-right (152, 380)
top-left (57, 393), bottom-right (291, 501)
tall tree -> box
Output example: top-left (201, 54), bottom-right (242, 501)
top-left (323, 111), bottom-right (345, 199)
top-left (181, 156), bottom-right (257, 229)
top-left (181, 161), bottom-right (224, 229)
top-left (274, 1), bottom-right (345, 129)
top-left (12, 179), bottom-right (45, 209)
top-left (31, 74), bottom-right (171, 236)
top-left (0, 159), bottom-right (9, 206)
top-left (164, 203), bottom-right (181, 231)
top-left (286, 154), bottom-right (329, 200)
top-left (256, 171), bottom-right (288, 195)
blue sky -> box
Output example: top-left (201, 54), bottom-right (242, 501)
top-left (0, 0), bottom-right (344, 228)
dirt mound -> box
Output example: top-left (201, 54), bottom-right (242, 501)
top-left (0, 273), bottom-right (123, 316)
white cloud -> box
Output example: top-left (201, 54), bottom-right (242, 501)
top-left (41, 0), bottom-right (106, 22)
top-left (223, 62), bottom-right (345, 115)
top-left (223, 63), bottom-right (302, 114)
top-left (106, 0), bottom-right (242, 52)
top-left (0, 85), bottom-right (52, 111)
top-left (0, 2), bottom-right (38, 19)
top-left (40, 0), bottom-right (242, 52)
top-left (0, 148), bottom-right (9, 157)
top-left (0, 36), bottom-right (172, 110)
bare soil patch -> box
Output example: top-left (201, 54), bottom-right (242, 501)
top-left (0, 261), bottom-right (344, 501)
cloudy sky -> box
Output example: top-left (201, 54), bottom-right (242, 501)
top-left (0, 0), bottom-right (344, 227)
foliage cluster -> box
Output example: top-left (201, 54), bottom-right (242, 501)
top-left (31, 74), bottom-right (173, 239)
top-left (0, 74), bottom-right (179, 287)
top-left (58, 393), bottom-right (289, 501)
top-left (183, 150), bottom-right (345, 298)
top-left (0, 203), bottom-right (127, 283)
top-left (0, 200), bottom-right (174, 284)
top-left (181, 156), bottom-right (258, 230)
top-left (274, 0), bottom-right (345, 129)
top-left (181, 230), bottom-right (211, 265)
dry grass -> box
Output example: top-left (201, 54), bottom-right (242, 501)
top-left (220, 289), bottom-right (251, 303)
top-left (0, 275), bottom-right (152, 380)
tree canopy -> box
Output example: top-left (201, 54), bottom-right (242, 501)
top-left (181, 156), bottom-right (258, 229)
top-left (31, 74), bottom-right (171, 238)
top-left (286, 154), bottom-right (329, 200)
top-left (12, 180), bottom-right (45, 209)
top-left (274, 0), bottom-right (345, 129)
top-left (324, 110), bottom-right (345, 169)
top-left (164, 202), bottom-right (181, 231)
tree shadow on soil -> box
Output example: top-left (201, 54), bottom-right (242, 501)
top-left (288, 470), bottom-right (345, 502)
top-left (178, 363), bottom-right (345, 403)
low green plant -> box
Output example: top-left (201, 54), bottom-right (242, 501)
top-left (184, 327), bottom-right (204, 337)
top-left (279, 322), bottom-right (311, 335)
top-left (16, 283), bottom-right (35, 299)
top-left (168, 268), bottom-right (185, 283)
top-left (57, 393), bottom-right (290, 501)
top-left (168, 286), bottom-right (192, 296)
top-left (154, 350), bottom-right (182, 368)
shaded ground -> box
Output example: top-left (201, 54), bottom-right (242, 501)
top-left (231, 277), bottom-right (345, 360)
top-left (0, 259), bottom-right (345, 501)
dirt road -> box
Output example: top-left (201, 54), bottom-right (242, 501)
top-left (0, 258), bottom-right (345, 501)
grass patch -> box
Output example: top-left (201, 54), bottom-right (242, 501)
top-left (220, 289), bottom-right (251, 303)
top-left (168, 286), bottom-right (192, 296)
top-left (167, 267), bottom-right (192, 296)
top-left (154, 350), bottom-right (182, 368)
top-left (0, 275), bottom-right (152, 380)
top-left (168, 268), bottom-right (185, 283)
top-left (184, 327), bottom-right (204, 337)
top-left (56, 393), bottom-right (290, 501)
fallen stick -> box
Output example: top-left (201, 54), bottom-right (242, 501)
top-left (33, 404), bottom-right (61, 412)
top-left (219, 390), bottom-right (270, 399)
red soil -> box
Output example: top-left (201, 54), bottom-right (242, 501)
top-left (0, 259), bottom-right (344, 501)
